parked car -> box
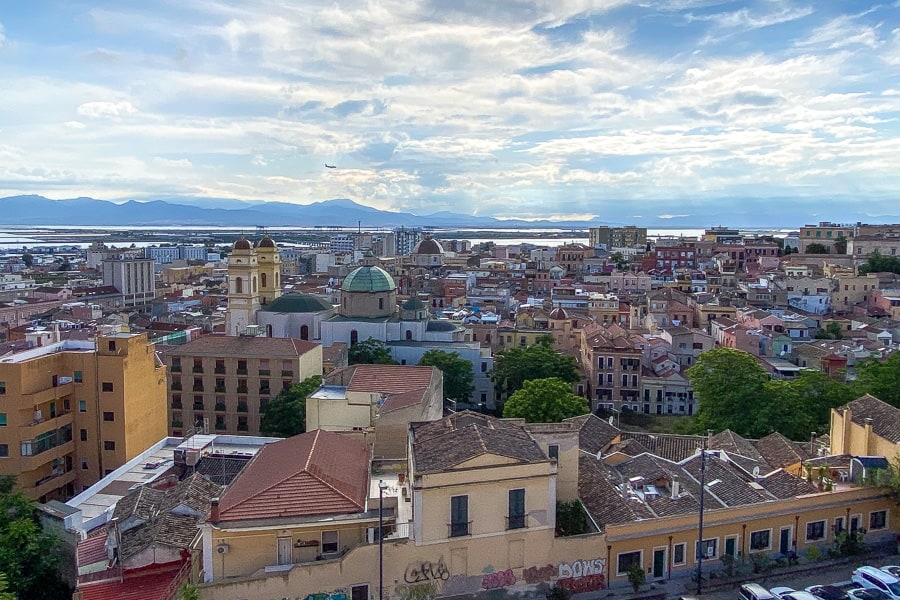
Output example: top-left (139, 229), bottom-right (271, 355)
top-left (771, 588), bottom-right (797, 600)
top-left (882, 567), bottom-right (900, 579)
top-left (806, 585), bottom-right (850, 600)
top-left (781, 592), bottom-right (825, 600)
top-left (853, 567), bottom-right (900, 600)
top-left (741, 583), bottom-right (777, 600)
top-left (848, 589), bottom-right (892, 600)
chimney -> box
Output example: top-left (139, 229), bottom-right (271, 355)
top-left (864, 417), bottom-right (874, 455)
top-left (841, 407), bottom-right (852, 454)
top-left (671, 477), bottom-right (680, 498)
top-left (209, 498), bottom-right (220, 523)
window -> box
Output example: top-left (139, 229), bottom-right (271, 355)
top-left (870, 510), bottom-right (888, 530)
top-left (0, 445), bottom-right (7, 458)
top-left (696, 538), bottom-right (717, 559)
top-left (351, 585), bottom-right (369, 600)
top-left (102, 382), bottom-right (113, 392)
top-left (0, 413), bottom-right (5, 427)
top-left (805, 520), bottom-right (826, 541)
top-left (450, 495), bottom-right (469, 537)
top-left (617, 551), bottom-right (642, 575)
top-left (673, 543), bottom-right (686, 566)
top-left (548, 445), bottom-right (559, 460)
top-left (108, 340), bottom-right (116, 352)
top-left (103, 412), bottom-right (114, 422)
top-left (321, 530), bottom-right (339, 554)
top-left (74, 371), bottom-right (83, 383)
top-left (80, 429), bottom-right (87, 442)
top-left (104, 441), bottom-right (116, 451)
top-left (750, 529), bottom-right (771, 551)
top-left (508, 489), bottom-right (526, 529)
top-left (0, 381), bottom-right (5, 395)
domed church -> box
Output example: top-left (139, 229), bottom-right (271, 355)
top-left (225, 235), bottom-right (282, 336)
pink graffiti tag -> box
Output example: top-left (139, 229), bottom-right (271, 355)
top-left (481, 569), bottom-right (516, 589)
top-left (523, 564), bottom-right (556, 584)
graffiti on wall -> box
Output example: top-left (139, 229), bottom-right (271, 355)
top-left (522, 564), bottom-right (556, 584)
top-left (395, 581), bottom-right (441, 600)
top-left (481, 569), bottom-right (516, 589)
top-left (556, 557), bottom-right (605, 593)
top-left (403, 556), bottom-right (450, 584)
top-left (306, 589), bottom-right (348, 600)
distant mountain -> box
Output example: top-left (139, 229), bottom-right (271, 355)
top-left (0, 195), bottom-right (615, 228)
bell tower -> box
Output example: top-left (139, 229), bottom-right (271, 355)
top-left (226, 236), bottom-right (261, 336)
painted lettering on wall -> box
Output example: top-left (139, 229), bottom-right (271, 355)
top-left (395, 581), bottom-right (440, 600)
top-left (306, 589), bottom-right (348, 600)
top-left (556, 557), bottom-right (606, 594)
top-left (404, 556), bottom-right (450, 584)
top-left (481, 569), bottom-right (516, 589)
top-left (523, 564), bottom-right (556, 584)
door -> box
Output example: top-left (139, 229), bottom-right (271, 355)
top-left (725, 537), bottom-right (737, 558)
top-left (652, 548), bottom-right (666, 579)
top-left (779, 528), bottom-right (791, 555)
top-left (277, 537), bottom-right (292, 565)
top-left (850, 515), bottom-right (861, 534)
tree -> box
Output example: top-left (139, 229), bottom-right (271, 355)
top-left (0, 476), bottom-right (71, 600)
top-left (555, 501), bottom-right (587, 537)
top-left (21, 253), bottom-right (33, 268)
top-left (501, 377), bottom-right (589, 423)
top-left (834, 235), bottom-right (848, 255)
top-left (259, 375), bottom-right (322, 437)
top-left (859, 251), bottom-right (900, 275)
top-left (626, 562), bottom-right (646, 592)
top-left (491, 335), bottom-right (579, 398)
top-left (349, 338), bottom-right (397, 365)
top-left (686, 348), bottom-right (770, 437)
top-left (805, 243), bottom-right (828, 254)
top-left (855, 352), bottom-right (900, 408)
top-left (759, 370), bottom-right (856, 440)
top-left (815, 322), bottom-right (844, 340)
top-left (417, 350), bottom-right (474, 404)
top-left (610, 252), bottom-right (629, 270)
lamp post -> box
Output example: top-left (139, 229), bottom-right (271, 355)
top-left (379, 479), bottom-right (388, 600)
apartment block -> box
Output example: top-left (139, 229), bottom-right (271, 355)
top-left (580, 323), bottom-right (643, 412)
top-left (0, 332), bottom-right (167, 502)
top-left (799, 222), bottom-right (853, 253)
top-left (588, 226), bottom-right (647, 249)
top-left (162, 336), bottom-right (322, 436)
top-left (101, 255), bottom-right (157, 307)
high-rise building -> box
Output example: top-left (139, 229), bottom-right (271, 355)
top-left (589, 225), bottom-right (648, 249)
top-left (101, 254), bottom-right (156, 307)
top-left (0, 331), bottom-right (168, 501)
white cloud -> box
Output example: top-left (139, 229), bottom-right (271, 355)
top-left (76, 100), bottom-right (139, 119)
top-left (0, 22), bottom-right (6, 48)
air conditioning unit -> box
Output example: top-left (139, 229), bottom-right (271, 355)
top-left (34, 410), bottom-right (43, 423)
top-left (216, 544), bottom-right (230, 554)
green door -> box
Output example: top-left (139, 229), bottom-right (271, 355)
top-left (653, 549), bottom-right (665, 579)
top-left (725, 537), bottom-right (736, 558)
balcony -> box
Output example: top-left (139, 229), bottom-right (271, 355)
top-left (192, 366), bottom-right (204, 374)
top-left (281, 370), bottom-right (293, 377)
top-left (259, 387), bottom-right (271, 396)
top-left (171, 365), bottom-right (182, 373)
top-left (192, 385), bottom-right (204, 392)
top-left (19, 411), bottom-right (73, 440)
top-left (214, 385), bottom-right (226, 393)
top-left (237, 368), bottom-right (248, 376)
top-left (236, 386), bottom-right (248, 395)
top-left (32, 469), bottom-right (76, 500)
top-left (192, 403), bottom-right (205, 411)
top-left (237, 403), bottom-right (248, 413)
top-left (20, 440), bottom-right (75, 472)
top-left (22, 382), bottom-right (74, 405)
top-left (448, 521), bottom-right (472, 538)
top-left (171, 382), bottom-right (182, 391)
top-left (214, 366), bottom-right (226, 375)
top-left (215, 403), bottom-right (226, 412)
top-left (258, 369), bottom-right (271, 376)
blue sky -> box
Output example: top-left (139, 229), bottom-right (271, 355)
top-left (1, 0), bottom-right (899, 224)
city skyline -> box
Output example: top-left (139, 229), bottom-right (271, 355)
top-left (1, 1), bottom-right (899, 223)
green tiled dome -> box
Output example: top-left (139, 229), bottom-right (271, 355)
top-left (342, 265), bottom-right (396, 293)
top-left (261, 294), bottom-right (333, 313)
top-left (402, 297), bottom-right (425, 310)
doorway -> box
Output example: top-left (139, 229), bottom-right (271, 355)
top-left (652, 548), bottom-right (666, 579)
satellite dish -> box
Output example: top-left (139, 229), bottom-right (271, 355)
top-left (752, 466), bottom-right (760, 477)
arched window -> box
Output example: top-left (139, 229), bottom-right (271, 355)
top-left (350, 330), bottom-right (359, 345)
top-left (301, 325), bottom-right (309, 340)
top-left (235, 277), bottom-right (243, 294)
top-left (406, 330), bottom-right (413, 340)
top-left (252, 276), bottom-right (257, 292)
top-left (261, 273), bottom-right (267, 288)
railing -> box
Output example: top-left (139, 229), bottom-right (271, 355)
top-left (385, 522), bottom-right (411, 540)
top-left (236, 387), bottom-right (248, 394)
top-left (192, 366), bottom-right (204, 373)
top-left (506, 514), bottom-right (527, 530)
top-left (192, 385), bottom-right (204, 392)
top-left (259, 387), bottom-right (271, 395)
top-left (237, 404), bottom-right (248, 413)
top-left (77, 564), bottom-right (122, 586)
top-left (258, 369), bottom-right (271, 376)
top-left (281, 370), bottom-right (293, 377)
top-left (214, 367), bottom-right (226, 374)
top-left (214, 386), bottom-right (226, 393)
top-left (448, 521), bottom-right (472, 538)
top-left (171, 382), bottom-right (182, 391)
top-left (162, 558), bottom-right (192, 600)
top-left (237, 368), bottom-right (248, 375)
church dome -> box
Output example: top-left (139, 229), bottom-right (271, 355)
top-left (413, 236), bottom-right (443, 255)
top-left (257, 235), bottom-right (276, 249)
top-left (233, 236), bottom-right (252, 250)
top-left (342, 265), bottom-right (396, 293)
top-left (549, 307), bottom-right (569, 320)
top-left (402, 297), bottom-right (426, 310)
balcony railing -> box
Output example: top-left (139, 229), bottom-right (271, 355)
top-left (281, 370), bottom-right (293, 377)
top-left (237, 403), bottom-right (248, 413)
top-left (506, 514), bottom-right (527, 530)
top-left (192, 385), bottom-right (204, 392)
top-left (448, 521), bottom-right (472, 538)
top-left (214, 386), bottom-right (226, 393)
top-left (171, 382), bottom-right (182, 391)
top-left (258, 369), bottom-right (271, 376)
top-left (259, 387), bottom-right (271, 396)
top-left (237, 368), bottom-right (248, 375)
top-left (236, 387), bottom-right (248, 394)
top-left (214, 367), bottom-right (226, 374)
top-left (192, 366), bottom-right (204, 374)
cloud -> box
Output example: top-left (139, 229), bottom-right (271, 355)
top-left (0, 22), bottom-right (5, 48)
top-left (76, 100), bottom-right (139, 119)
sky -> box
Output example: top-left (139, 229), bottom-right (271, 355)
top-left (1, 0), bottom-right (899, 225)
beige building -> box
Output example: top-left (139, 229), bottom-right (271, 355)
top-left (162, 335), bottom-right (322, 437)
top-left (830, 394), bottom-right (900, 457)
top-left (0, 332), bottom-right (167, 501)
top-left (225, 235), bottom-right (282, 336)
top-left (799, 222), bottom-right (853, 254)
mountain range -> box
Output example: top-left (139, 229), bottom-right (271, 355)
top-left (0, 195), bottom-right (603, 228)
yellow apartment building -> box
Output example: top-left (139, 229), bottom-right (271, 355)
top-left (162, 335), bottom-right (322, 437)
top-left (830, 394), bottom-right (900, 458)
top-left (0, 331), bottom-right (167, 501)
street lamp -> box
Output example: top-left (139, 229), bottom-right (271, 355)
top-left (378, 479), bottom-right (388, 600)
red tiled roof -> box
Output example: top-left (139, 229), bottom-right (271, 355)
top-left (77, 533), bottom-right (110, 569)
top-left (164, 335), bottom-right (319, 358)
top-left (346, 364), bottom-right (435, 394)
top-left (216, 430), bottom-right (369, 523)
top-left (78, 561), bottom-right (184, 600)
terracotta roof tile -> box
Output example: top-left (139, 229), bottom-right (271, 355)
top-left (566, 413), bottom-right (621, 454)
top-left (346, 364), bottom-right (436, 394)
top-left (754, 432), bottom-right (811, 469)
top-left (839, 394), bottom-right (900, 443)
top-left (163, 335), bottom-right (319, 358)
top-left (216, 430), bottom-right (369, 522)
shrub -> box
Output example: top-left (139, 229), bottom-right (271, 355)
top-left (805, 546), bottom-right (822, 562)
top-left (627, 563), bottom-right (646, 593)
top-left (547, 586), bottom-right (572, 600)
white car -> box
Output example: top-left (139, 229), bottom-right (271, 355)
top-left (853, 566), bottom-right (900, 600)
top-left (771, 588), bottom-right (797, 600)
top-left (847, 589), bottom-right (892, 600)
top-left (781, 592), bottom-right (825, 600)
top-left (883, 567), bottom-right (900, 580)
